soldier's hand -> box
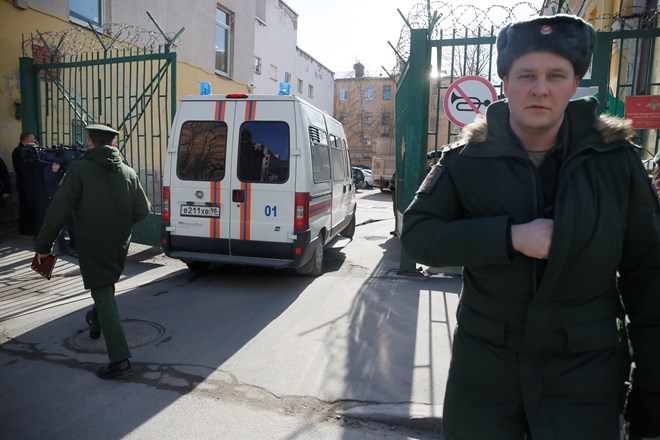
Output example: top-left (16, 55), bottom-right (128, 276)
top-left (625, 386), bottom-right (660, 438)
top-left (511, 218), bottom-right (553, 259)
top-left (36, 253), bottom-right (51, 264)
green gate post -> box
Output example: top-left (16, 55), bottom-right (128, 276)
top-left (131, 51), bottom-right (177, 247)
top-left (591, 32), bottom-right (613, 115)
top-left (397, 28), bottom-right (430, 272)
top-left (19, 57), bottom-right (38, 136)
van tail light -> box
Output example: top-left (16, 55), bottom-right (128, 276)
top-left (162, 186), bottom-right (170, 225)
top-left (226, 93), bottom-right (248, 99)
top-left (294, 192), bottom-right (310, 231)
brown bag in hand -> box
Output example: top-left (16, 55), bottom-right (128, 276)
top-left (31, 253), bottom-right (57, 280)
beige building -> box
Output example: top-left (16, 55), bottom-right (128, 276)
top-left (334, 63), bottom-right (396, 167)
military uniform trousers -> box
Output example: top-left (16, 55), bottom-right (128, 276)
top-left (89, 285), bottom-right (131, 363)
top-left (442, 327), bottom-right (620, 440)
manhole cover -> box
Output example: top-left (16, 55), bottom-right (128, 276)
top-left (67, 319), bottom-right (166, 353)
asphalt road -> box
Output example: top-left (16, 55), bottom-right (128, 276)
top-left (0, 188), bottom-right (460, 439)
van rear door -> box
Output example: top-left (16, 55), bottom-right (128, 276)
top-left (228, 99), bottom-right (296, 259)
top-left (168, 99), bottom-right (236, 254)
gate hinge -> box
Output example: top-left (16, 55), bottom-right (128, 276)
top-left (291, 149), bottom-right (302, 157)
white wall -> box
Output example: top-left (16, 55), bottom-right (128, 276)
top-left (253, 0), bottom-right (297, 95)
top-left (87, 0), bottom-right (256, 88)
top-left (254, 0), bottom-right (334, 114)
top-left (295, 47), bottom-right (334, 115)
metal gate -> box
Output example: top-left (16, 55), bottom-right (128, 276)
top-left (19, 15), bottom-right (183, 246)
top-left (395, 3), bottom-right (660, 270)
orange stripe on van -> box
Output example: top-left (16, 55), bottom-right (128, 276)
top-left (215, 101), bottom-right (226, 121)
top-left (240, 182), bottom-right (251, 240)
top-left (209, 182), bottom-right (221, 238)
top-left (309, 197), bottom-right (332, 218)
top-left (244, 101), bottom-right (257, 121)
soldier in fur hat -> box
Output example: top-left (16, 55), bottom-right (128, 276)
top-left (401, 14), bottom-right (660, 439)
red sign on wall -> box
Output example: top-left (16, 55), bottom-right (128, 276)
top-left (624, 95), bottom-right (660, 129)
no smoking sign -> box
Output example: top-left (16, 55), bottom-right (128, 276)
top-left (443, 76), bottom-right (498, 127)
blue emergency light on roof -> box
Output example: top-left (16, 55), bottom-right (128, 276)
top-left (279, 82), bottom-right (291, 95)
top-left (200, 82), bottom-right (211, 95)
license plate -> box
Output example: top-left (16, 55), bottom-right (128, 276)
top-left (180, 205), bottom-right (220, 217)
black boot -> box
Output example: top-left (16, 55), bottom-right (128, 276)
top-left (96, 359), bottom-right (131, 379)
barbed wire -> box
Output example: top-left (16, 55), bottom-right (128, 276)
top-left (392, 0), bottom-right (660, 73)
top-left (22, 22), bottom-right (179, 59)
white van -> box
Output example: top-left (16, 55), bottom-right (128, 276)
top-left (161, 93), bottom-right (356, 276)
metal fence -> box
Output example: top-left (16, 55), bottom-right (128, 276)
top-left (19, 16), bottom-right (183, 245)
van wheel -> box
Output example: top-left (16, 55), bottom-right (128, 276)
top-left (186, 261), bottom-right (210, 271)
top-left (340, 211), bottom-right (356, 239)
top-left (296, 234), bottom-right (324, 277)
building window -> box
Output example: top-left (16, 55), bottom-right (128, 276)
top-left (340, 86), bottom-right (348, 101)
top-left (382, 112), bottom-right (391, 125)
top-left (270, 64), bottom-right (277, 81)
top-left (362, 134), bottom-right (371, 147)
top-left (308, 84), bottom-right (314, 98)
top-left (215, 8), bottom-right (232, 75)
top-left (383, 85), bottom-right (392, 100)
top-left (297, 79), bottom-right (303, 93)
top-left (254, 57), bottom-right (262, 74)
top-left (70, 0), bottom-right (103, 27)
top-left (255, 0), bottom-right (266, 23)
top-left (363, 112), bottom-right (373, 126)
top-left (339, 112), bottom-right (347, 124)
top-left (284, 72), bottom-right (291, 83)
top-left (365, 85), bottom-right (374, 100)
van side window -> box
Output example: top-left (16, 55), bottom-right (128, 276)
top-left (309, 126), bottom-right (330, 182)
top-left (238, 121), bottom-right (289, 183)
top-left (177, 121), bottom-right (227, 181)
top-left (330, 135), bottom-right (347, 181)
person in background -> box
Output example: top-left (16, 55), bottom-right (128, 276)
top-left (652, 151), bottom-right (660, 194)
top-left (401, 15), bottom-right (660, 439)
top-left (34, 124), bottom-right (151, 379)
top-left (0, 154), bottom-right (11, 206)
top-left (12, 132), bottom-right (37, 235)
top-left (20, 143), bottom-right (48, 238)
top-left (43, 161), bottom-right (71, 254)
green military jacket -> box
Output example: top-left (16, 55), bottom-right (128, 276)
top-left (402, 98), bottom-right (660, 438)
top-left (35, 145), bottom-right (151, 289)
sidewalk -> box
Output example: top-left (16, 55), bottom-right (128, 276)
top-left (0, 233), bottom-right (186, 326)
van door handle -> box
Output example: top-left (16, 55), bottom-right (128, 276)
top-left (343, 185), bottom-right (347, 193)
top-left (232, 189), bottom-right (245, 203)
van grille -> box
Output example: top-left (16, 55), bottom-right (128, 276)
top-left (309, 126), bottom-right (320, 143)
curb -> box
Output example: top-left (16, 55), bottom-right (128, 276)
top-left (339, 403), bottom-right (443, 433)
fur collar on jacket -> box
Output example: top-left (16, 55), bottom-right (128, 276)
top-left (459, 104), bottom-right (635, 146)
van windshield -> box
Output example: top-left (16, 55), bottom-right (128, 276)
top-left (176, 120), bottom-right (227, 181)
top-left (238, 121), bottom-right (289, 183)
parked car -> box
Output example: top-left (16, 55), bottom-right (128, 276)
top-left (352, 167), bottom-right (373, 189)
top-left (353, 164), bottom-right (372, 171)
top-left (362, 169), bottom-right (374, 188)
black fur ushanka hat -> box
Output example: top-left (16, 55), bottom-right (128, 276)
top-left (496, 14), bottom-right (596, 79)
